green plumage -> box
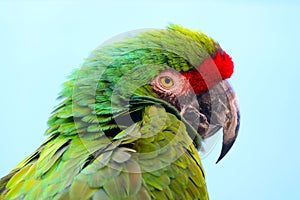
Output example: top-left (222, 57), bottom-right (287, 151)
top-left (0, 24), bottom-right (219, 199)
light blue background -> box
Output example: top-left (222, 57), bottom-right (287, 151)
top-left (1, 0), bottom-right (299, 199)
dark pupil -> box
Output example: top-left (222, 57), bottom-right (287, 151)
top-left (164, 77), bottom-right (171, 84)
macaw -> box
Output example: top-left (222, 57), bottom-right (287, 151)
top-left (0, 24), bottom-right (240, 200)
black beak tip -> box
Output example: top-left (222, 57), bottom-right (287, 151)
top-left (216, 139), bottom-right (236, 164)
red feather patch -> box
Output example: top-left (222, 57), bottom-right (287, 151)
top-left (180, 51), bottom-right (234, 94)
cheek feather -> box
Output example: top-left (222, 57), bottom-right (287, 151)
top-left (180, 51), bottom-right (234, 95)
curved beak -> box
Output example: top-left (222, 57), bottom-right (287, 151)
top-left (214, 81), bottom-right (240, 163)
top-left (181, 80), bottom-right (240, 163)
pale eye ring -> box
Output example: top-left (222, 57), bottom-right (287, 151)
top-left (159, 76), bottom-right (174, 88)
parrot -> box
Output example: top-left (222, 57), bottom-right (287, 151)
top-left (0, 24), bottom-right (240, 200)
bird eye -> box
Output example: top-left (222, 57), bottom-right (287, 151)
top-left (159, 76), bottom-right (174, 88)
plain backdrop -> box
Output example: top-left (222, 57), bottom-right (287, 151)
top-left (1, 0), bottom-right (300, 199)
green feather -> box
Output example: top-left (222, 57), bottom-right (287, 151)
top-left (0, 24), bottom-right (218, 199)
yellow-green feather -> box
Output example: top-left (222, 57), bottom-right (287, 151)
top-left (1, 105), bottom-right (208, 199)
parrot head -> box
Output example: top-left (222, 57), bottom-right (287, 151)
top-left (53, 24), bottom-right (240, 163)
